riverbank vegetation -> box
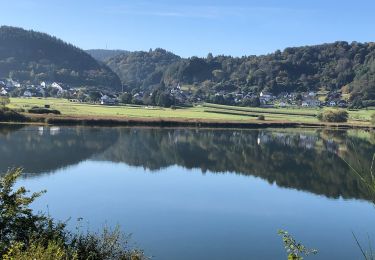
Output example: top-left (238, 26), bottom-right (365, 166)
top-left (0, 168), bottom-right (146, 260)
top-left (317, 110), bottom-right (349, 122)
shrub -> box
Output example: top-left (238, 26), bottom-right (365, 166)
top-left (372, 114), bottom-right (375, 125)
top-left (28, 107), bottom-right (61, 115)
top-left (0, 108), bottom-right (27, 122)
top-left (317, 110), bottom-right (348, 122)
top-left (3, 240), bottom-right (76, 260)
top-left (0, 97), bottom-right (10, 107)
top-left (278, 230), bottom-right (317, 259)
top-left (257, 115), bottom-right (265, 120)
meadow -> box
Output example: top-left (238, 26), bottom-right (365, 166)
top-left (8, 97), bottom-right (374, 125)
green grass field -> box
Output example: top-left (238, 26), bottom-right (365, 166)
top-left (8, 98), bottom-right (374, 125)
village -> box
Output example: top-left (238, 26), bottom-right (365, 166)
top-left (0, 78), bottom-right (349, 108)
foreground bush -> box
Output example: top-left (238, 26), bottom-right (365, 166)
top-left (28, 107), bottom-right (61, 115)
top-left (317, 110), bottom-right (349, 123)
top-left (0, 107), bottom-right (27, 122)
top-left (0, 168), bottom-right (147, 260)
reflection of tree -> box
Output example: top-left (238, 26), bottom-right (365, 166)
top-left (0, 126), bottom-right (374, 201)
top-left (96, 129), bottom-right (375, 201)
top-left (0, 126), bottom-right (119, 174)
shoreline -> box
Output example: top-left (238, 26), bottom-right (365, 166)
top-left (1, 114), bottom-right (374, 130)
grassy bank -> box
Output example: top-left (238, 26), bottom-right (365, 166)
top-left (5, 97), bottom-right (375, 129)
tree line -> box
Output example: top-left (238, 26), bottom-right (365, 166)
top-left (105, 42), bottom-right (375, 107)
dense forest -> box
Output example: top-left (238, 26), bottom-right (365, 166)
top-left (86, 49), bottom-right (129, 62)
top-left (106, 48), bottom-right (181, 89)
top-left (105, 42), bottom-right (375, 106)
top-left (0, 26), bottom-right (121, 89)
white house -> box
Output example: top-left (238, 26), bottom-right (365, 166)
top-left (279, 101), bottom-right (287, 107)
top-left (329, 101), bottom-right (336, 107)
top-left (51, 82), bottom-right (63, 92)
top-left (260, 91), bottom-right (272, 100)
top-left (23, 90), bottom-right (32, 97)
top-left (308, 91), bottom-right (316, 97)
top-left (101, 95), bottom-right (117, 105)
top-left (0, 88), bottom-right (8, 96)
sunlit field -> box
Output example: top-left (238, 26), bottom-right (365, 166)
top-left (9, 97), bottom-right (374, 125)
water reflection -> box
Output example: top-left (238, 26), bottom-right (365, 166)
top-left (0, 125), bottom-right (374, 201)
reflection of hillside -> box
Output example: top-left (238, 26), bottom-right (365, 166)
top-left (0, 125), bottom-right (374, 201)
top-left (0, 126), bottom-right (119, 174)
top-left (96, 129), bottom-right (375, 201)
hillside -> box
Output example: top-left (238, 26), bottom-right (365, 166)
top-left (86, 49), bottom-right (129, 62)
top-left (106, 42), bottom-right (375, 106)
top-left (0, 26), bottom-right (121, 89)
top-left (106, 48), bottom-right (181, 89)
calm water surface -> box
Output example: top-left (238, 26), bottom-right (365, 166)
top-left (1, 125), bottom-right (375, 259)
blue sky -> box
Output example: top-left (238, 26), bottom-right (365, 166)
top-left (1, 0), bottom-right (374, 57)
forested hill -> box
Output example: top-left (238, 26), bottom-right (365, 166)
top-left (86, 49), bottom-right (129, 62)
top-left (0, 26), bottom-right (121, 89)
top-left (106, 42), bottom-right (375, 105)
top-left (106, 48), bottom-right (181, 89)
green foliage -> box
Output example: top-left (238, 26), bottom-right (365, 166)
top-left (257, 115), bottom-right (265, 120)
top-left (0, 97), bottom-right (10, 108)
top-left (317, 110), bottom-right (349, 122)
top-left (119, 92), bottom-right (133, 104)
top-left (0, 107), bottom-right (27, 122)
top-left (371, 114), bottom-right (375, 125)
top-left (278, 230), bottom-right (318, 259)
top-left (0, 168), bottom-right (147, 260)
top-left (88, 91), bottom-right (102, 102)
top-left (0, 168), bottom-right (46, 255)
top-left (242, 97), bottom-right (260, 107)
top-left (0, 26), bottom-right (121, 89)
top-left (107, 41), bottom-right (375, 106)
top-left (86, 49), bottom-right (129, 62)
top-left (3, 240), bottom-right (77, 260)
top-left (28, 107), bottom-right (61, 115)
top-left (106, 48), bottom-right (180, 89)
top-left (71, 226), bottom-right (145, 260)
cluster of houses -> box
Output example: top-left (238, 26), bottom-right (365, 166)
top-left (0, 77), bottom-right (350, 108)
top-left (0, 79), bottom-right (69, 98)
top-left (0, 79), bottom-right (21, 96)
top-left (210, 89), bottom-right (348, 108)
top-left (259, 91), bottom-right (347, 108)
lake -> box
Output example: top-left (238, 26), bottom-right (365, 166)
top-left (1, 125), bottom-right (375, 259)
